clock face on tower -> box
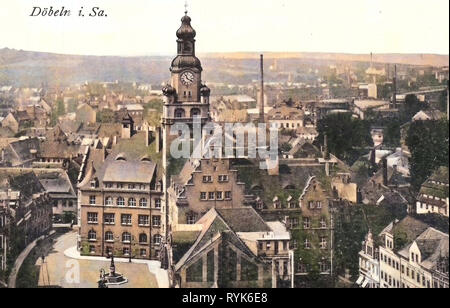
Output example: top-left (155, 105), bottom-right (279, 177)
top-left (180, 71), bottom-right (195, 86)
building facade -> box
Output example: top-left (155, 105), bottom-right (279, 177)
top-left (416, 167), bottom-right (449, 217)
top-left (78, 119), bottom-right (164, 260)
top-left (358, 216), bottom-right (449, 288)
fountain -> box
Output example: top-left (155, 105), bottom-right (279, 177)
top-left (98, 253), bottom-right (128, 287)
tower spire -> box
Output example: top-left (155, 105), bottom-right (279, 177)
top-left (184, 0), bottom-right (188, 15)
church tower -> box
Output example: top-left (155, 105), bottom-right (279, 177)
top-left (161, 10), bottom-right (211, 271)
top-left (162, 10), bottom-right (210, 128)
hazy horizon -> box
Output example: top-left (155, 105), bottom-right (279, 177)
top-left (1, 46), bottom-right (449, 58)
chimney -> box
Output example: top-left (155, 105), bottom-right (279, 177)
top-left (370, 148), bottom-right (376, 169)
top-left (393, 64), bottom-right (397, 109)
top-left (156, 127), bottom-right (161, 153)
top-left (447, 80), bottom-right (449, 121)
top-left (259, 54), bottom-right (265, 124)
top-left (382, 157), bottom-right (388, 186)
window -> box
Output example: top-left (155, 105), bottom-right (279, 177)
top-left (123, 247), bottom-right (130, 256)
top-left (298, 263), bottom-right (307, 274)
top-left (291, 240), bottom-right (298, 250)
top-left (218, 175), bottom-right (229, 182)
top-left (89, 245), bottom-right (96, 253)
top-left (88, 230), bottom-right (97, 241)
top-left (128, 184), bottom-right (135, 190)
top-left (139, 198), bottom-right (148, 207)
top-left (320, 217), bottom-right (327, 229)
top-left (289, 217), bottom-right (299, 229)
top-left (128, 198), bottom-right (136, 207)
top-left (105, 231), bottom-right (114, 242)
top-left (208, 192), bottom-right (215, 200)
top-left (139, 233), bottom-right (148, 244)
top-left (140, 249), bottom-right (147, 257)
top-left (153, 234), bottom-right (162, 245)
top-left (319, 261), bottom-right (329, 273)
top-left (87, 212), bottom-right (98, 224)
top-left (105, 183), bottom-right (113, 189)
top-left (122, 232), bottom-right (131, 243)
top-left (121, 214), bottom-right (132, 226)
top-left (303, 217), bottom-right (311, 229)
top-left (187, 214), bottom-right (196, 225)
top-left (105, 197), bottom-right (113, 206)
top-left (203, 176), bottom-right (212, 183)
top-left (117, 197), bottom-right (125, 207)
top-left (138, 215), bottom-right (150, 226)
top-left (89, 196), bottom-right (96, 205)
top-left (216, 192), bottom-right (223, 200)
top-left (104, 213), bottom-right (115, 225)
top-left (304, 238), bottom-right (311, 249)
top-left (155, 199), bottom-right (161, 209)
top-left (200, 192), bottom-right (207, 200)
top-left (152, 216), bottom-right (161, 227)
top-left (117, 183), bottom-right (124, 189)
top-left (320, 237), bottom-right (327, 249)
top-left (225, 191), bottom-right (232, 200)
top-left (308, 201), bottom-right (314, 209)
top-left (316, 201), bottom-right (322, 209)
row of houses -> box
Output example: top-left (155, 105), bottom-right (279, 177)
top-left (358, 216), bottom-right (448, 288)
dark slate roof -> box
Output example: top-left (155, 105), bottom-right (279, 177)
top-left (6, 172), bottom-right (45, 201)
top-left (429, 166), bottom-right (449, 184)
top-left (382, 216), bottom-right (430, 250)
top-left (8, 138), bottom-right (41, 163)
top-left (175, 208), bottom-right (264, 272)
top-left (216, 207), bottom-right (271, 233)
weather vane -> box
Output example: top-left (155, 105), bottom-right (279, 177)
top-left (184, 0), bottom-right (188, 15)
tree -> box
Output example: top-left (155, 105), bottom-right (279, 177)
top-left (406, 119), bottom-right (449, 190)
top-left (402, 94), bottom-right (425, 121)
top-left (317, 113), bottom-right (372, 162)
top-left (56, 98), bottom-right (65, 117)
top-left (383, 121), bottom-right (401, 147)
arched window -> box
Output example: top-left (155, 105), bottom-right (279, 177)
top-left (105, 197), bottom-right (113, 206)
top-left (88, 230), bottom-right (97, 241)
top-left (139, 198), bottom-right (148, 207)
top-left (190, 108), bottom-right (201, 118)
top-left (122, 232), bottom-right (131, 243)
top-left (117, 197), bottom-right (125, 207)
top-left (128, 198), bottom-right (136, 207)
top-left (105, 231), bottom-right (114, 242)
top-left (153, 234), bottom-right (162, 245)
top-left (139, 233), bottom-right (148, 244)
top-left (175, 108), bottom-right (185, 118)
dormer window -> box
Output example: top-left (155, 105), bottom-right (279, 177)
top-left (90, 178), bottom-right (98, 188)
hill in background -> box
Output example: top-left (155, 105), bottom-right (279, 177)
top-left (0, 48), bottom-right (448, 87)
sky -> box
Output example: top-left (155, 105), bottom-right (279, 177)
top-left (0, 0), bottom-right (448, 56)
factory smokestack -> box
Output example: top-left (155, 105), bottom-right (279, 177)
top-left (260, 54), bottom-right (265, 124)
top-left (393, 64), bottom-right (397, 109)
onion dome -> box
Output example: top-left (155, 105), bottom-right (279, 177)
top-left (176, 14), bottom-right (196, 40)
top-left (162, 84), bottom-right (176, 96)
top-left (171, 55), bottom-right (202, 70)
top-left (200, 84), bottom-right (211, 96)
